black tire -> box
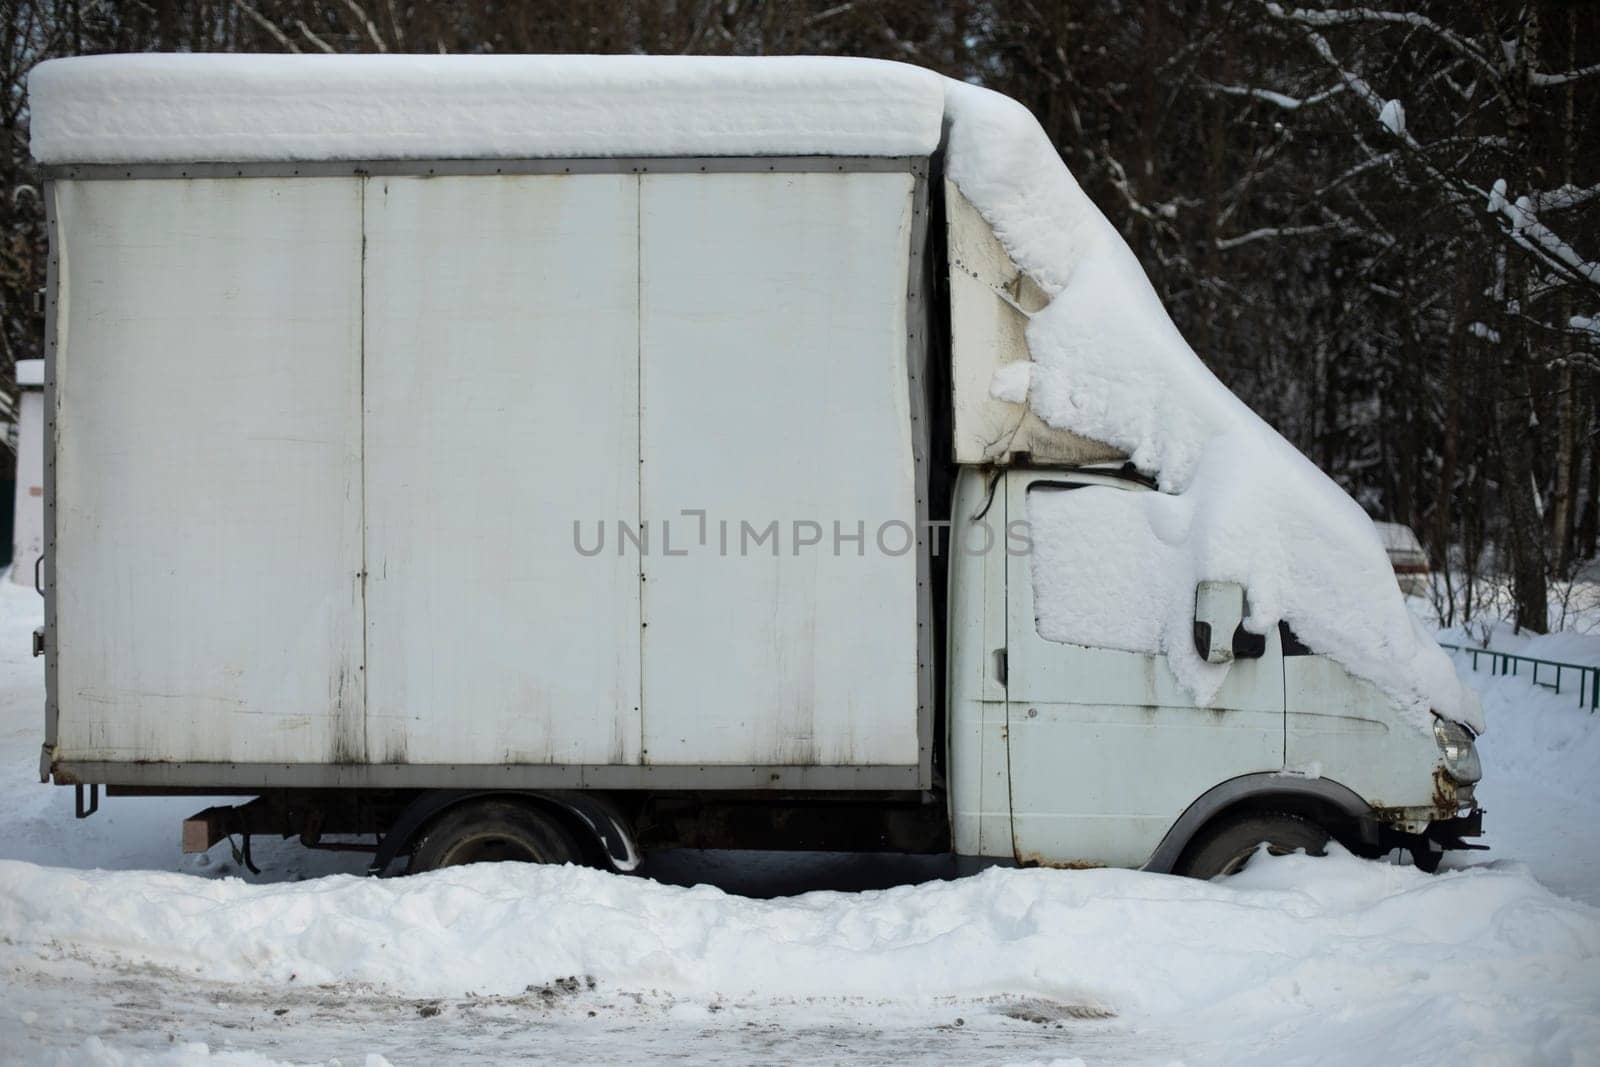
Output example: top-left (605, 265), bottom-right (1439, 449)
top-left (407, 799), bottom-right (581, 874)
top-left (1174, 811), bottom-right (1330, 880)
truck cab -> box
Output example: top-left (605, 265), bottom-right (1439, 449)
top-left (948, 466), bottom-right (1482, 877)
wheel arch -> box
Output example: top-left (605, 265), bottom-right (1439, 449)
top-left (1142, 772), bottom-right (1379, 874)
top-left (368, 789), bottom-right (640, 876)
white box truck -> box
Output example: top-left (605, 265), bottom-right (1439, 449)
top-left (28, 55), bottom-right (1483, 878)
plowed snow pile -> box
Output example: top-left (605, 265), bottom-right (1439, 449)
top-left (3, 851), bottom-right (1599, 1064)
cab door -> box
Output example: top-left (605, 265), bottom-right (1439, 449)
top-left (1004, 472), bottom-right (1285, 867)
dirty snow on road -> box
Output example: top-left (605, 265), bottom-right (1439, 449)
top-left (1, 581), bottom-right (1597, 1065)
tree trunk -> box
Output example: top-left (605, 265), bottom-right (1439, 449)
top-left (1552, 366), bottom-right (1576, 574)
top-left (1549, 9), bottom-right (1581, 575)
top-left (1485, 3), bottom-right (1550, 634)
top-left (1432, 271), bottom-right (1469, 624)
top-left (1579, 406), bottom-right (1600, 562)
top-left (1498, 352), bottom-right (1550, 633)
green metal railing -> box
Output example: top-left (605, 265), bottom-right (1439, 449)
top-left (1438, 642), bottom-right (1600, 712)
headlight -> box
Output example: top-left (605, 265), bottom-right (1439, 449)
top-left (1433, 718), bottom-right (1482, 784)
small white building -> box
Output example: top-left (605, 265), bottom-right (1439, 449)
top-left (12, 358), bottom-right (44, 586)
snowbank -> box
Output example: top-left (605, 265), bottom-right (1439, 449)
top-left (1437, 631), bottom-right (1600, 901)
top-left (944, 81), bottom-right (1473, 728)
top-left (1469, 663), bottom-right (1600, 812)
top-left (28, 54), bottom-right (944, 164)
top-left (71, 1038), bottom-right (341, 1067)
top-left (3, 854), bottom-right (1598, 1062)
top-left (26, 55), bottom-right (1471, 729)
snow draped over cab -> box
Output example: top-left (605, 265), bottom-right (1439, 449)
top-left (944, 80), bottom-right (1476, 733)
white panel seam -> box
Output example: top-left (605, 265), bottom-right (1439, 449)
top-left (358, 175), bottom-right (370, 763)
top-left (635, 174), bottom-right (646, 766)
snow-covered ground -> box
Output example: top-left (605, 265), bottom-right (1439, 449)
top-left (1436, 621), bottom-right (1600, 903)
top-left (2, 581), bottom-right (1598, 1065)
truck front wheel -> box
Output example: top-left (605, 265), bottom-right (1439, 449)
top-left (1174, 811), bottom-right (1329, 879)
top-left (407, 799), bottom-right (580, 873)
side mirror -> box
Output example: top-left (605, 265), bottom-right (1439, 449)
top-left (1194, 581), bottom-right (1246, 664)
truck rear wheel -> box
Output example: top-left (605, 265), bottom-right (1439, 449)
top-left (1174, 811), bottom-right (1329, 879)
top-left (407, 799), bottom-right (580, 874)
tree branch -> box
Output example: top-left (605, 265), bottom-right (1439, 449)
top-left (296, 18), bottom-right (337, 54)
top-left (1215, 222), bottom-right (1343, 250)
top-left (234, 1), bottom-right (301, 53)
top-left (1263, 4), bottom-right (1501, 86)
top-left (341, 0), bottom-right (388, 52)
top-left (1529, 62), bottom-right (1600, 88)
top-left (1201, 80), bottom-right (1345, 110)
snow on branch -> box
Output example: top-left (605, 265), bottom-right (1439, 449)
top-left (1215, 222), bottom-right (1343, 250)
top-left (804, 3), bottom-right (857, 27)
top-left (1532, 184), bottom-right (1600, 213)
top-left (1529, 62), bottom-right (1600, 88)
top-left (1315, 150), bottom-right (1398, 196)
top-left (1487, 181), bottom-right (1600, 287)
top-left (1262, 4), bottom-right (1500, 83)
top-left (1202, 80), bottom-right (1345, 110)
top-left (1102, 152), bottom-right (1184, 225)
top-left (1377, 98), bottom-right (1405, 135)
top-left (1264, 7), bottom-right (1400, 130)
top-left (1265, 1), bottom-right (1599, 295)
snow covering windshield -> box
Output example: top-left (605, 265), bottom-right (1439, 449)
top-left (28, 54), bottom-right (1477, 733)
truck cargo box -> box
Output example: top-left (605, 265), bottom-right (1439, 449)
top-left (43, 158), bottom-right (933, 790)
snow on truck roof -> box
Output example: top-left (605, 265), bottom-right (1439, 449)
top-left (27, 54), bottom-right (1477, 732)
top-left (27, 54), bottom-right (945, 164)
